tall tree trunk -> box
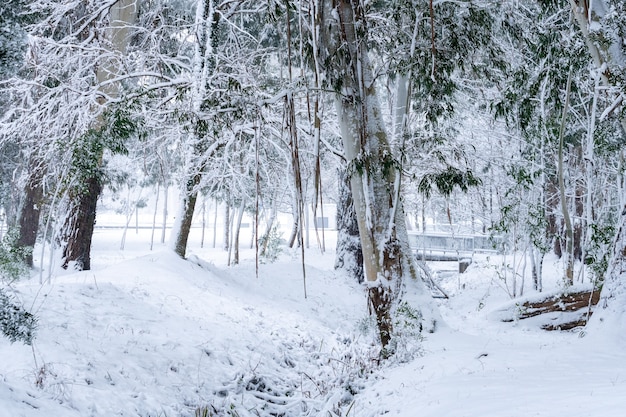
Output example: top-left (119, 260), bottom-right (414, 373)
top-left (171, 176), bottom-right (200, 258)
top-left (569, 0), bottom-right (626, 327)
top-left (200, 195), bottom-right (206, 248)
top-left (212, 199), bottom-right (218, 248)
top-left (259, 201), bottom-right (278, 257)
top-left (61, 0), bottom-right (136, 270)
top-left (161, 183), bottom-right (169, 244)
top-left (17, 161), bottom-right (44, 267)
top-left (169, 0), bottom-right (220, 259)
top-left (150, 183), bottom-right (160, 251)
top-left (557, 69), bottom-right (574, 285)
top-left (334, 166), bottom-right (364, 283)
top-left (61, 176), bottom-right (101, 270)
top-left (232, 199), bottom-right (246, 265)
top-left (316, 0), bottom-right (437, 349)
top-left (223, 202), bottom-right (230, 251)
top-left (287, 188), bottom-right (300, 248)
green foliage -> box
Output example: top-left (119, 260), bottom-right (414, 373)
top-left (0, 229), bottom-right (31, 283)
top-left (375, 0), bottom-right (506, 126)
top-left (494, 2), bottom-right (589, 135)
top-left (348, 150), bottom-right (400, 181)
top-left (585, 221), bottom-right (616, 282)
top-left (68, 104), bottom-right (141, 194)
top-left (418, 166), bottom-right (481, 198)
top-left (0, 288), bottom-right (37, 345)
top-left (384, 301), bottom-right (424, 362)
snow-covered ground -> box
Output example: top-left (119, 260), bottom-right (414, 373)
top-left (1, 226), bottom-right (625, 417)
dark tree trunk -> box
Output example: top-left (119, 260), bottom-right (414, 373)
top-left (173, 194), bottom-right (198, 258)
top-left (61, 175), bottom-right (101, 270)
top-left (17, 162), bottom-right (44, 267)
top-left (172, 176), bottom-right (199, 259)
top-left (369, 285), bottom-right (393, 351)
top-left (548, 213), bottom-right (562, 257)
top-left (334, 167), bottom-right (364, 283)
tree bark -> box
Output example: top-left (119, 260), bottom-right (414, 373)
top-left (334, 166), bottom-right (364, 283)
top-left (287, 187), bottom-right (300, 248)
top-left (557, 68), bottom-right (574, 285)
top-left (17, 161), bottom-right (44, 267)
top-left (61, 176), bottom-right (101, 270)
top-left (171, 176), bottom-right (200, 258)
top-left (223, 202), bottom-right (230, 251)
top-left (232, 199), bottom-right (245, 265)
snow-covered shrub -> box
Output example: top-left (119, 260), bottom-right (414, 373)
top-left (0, 230), bottom-right (37, 345)
top-left (0, 288), bottom-right (37, 345)
top-left (0, 228), bottom-right (31, 283)
top-left (386, 301), bottom-right (425, 362)
top-left (258, 224), bottom-right (283, 263)
top-left (356, 302), bottom-right (425, 361)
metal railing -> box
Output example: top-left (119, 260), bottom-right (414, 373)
top-left (408, 232), bottom-right (503, 260)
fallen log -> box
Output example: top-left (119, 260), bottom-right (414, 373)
top-left (494, 288), bottom-right (600, 331)
top-left (517, 289), bottom-right (600, 319)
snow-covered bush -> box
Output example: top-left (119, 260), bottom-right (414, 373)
top-left (0, 289), bottom-right (37, 345)
top-left (259, 224), bottom-right (283, 264)
top-left (0, 230), bottom-right (37, 345)
top-left (0, 228), bottom-right (31, 282)
top-left (386, 301), bottom-right (425, 362)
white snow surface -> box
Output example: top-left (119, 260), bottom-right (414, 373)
top-left (2, 230), bottom-right (626, 417)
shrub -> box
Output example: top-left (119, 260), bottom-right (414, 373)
top-left (0, 228), bottom-right (31, 282)
top-left (0, 288), bottom-right (37, 345)
top-left (258, 224), bottom-right (283, 264)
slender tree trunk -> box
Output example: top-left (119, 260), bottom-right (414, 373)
top-left (150, 183), bottom-right (159, 251)
top-left (557, 69), bottom-right (574, 285)
top-left (171, 176), bottom-right (200, 258)
top-left (259, 202), bottom-right (278, 257)
top-left (287, 189), bottom-right (300, 248)
top-left (200, 195), bottom-right (206, 248)
top-left (161, 183), bottom-right (169, 243)
top-left (223, 202), bottom-right (230, 251)
top-left (169, 0), bottom-right (221, 259)
top-left (120, 186), bottom-right (132, 250)
top-left (232, 199), bottom-right (245, 265)
top-left (212, 199), bottom-right (218, 248)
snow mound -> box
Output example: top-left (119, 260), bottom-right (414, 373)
top-left (1, 250), bottom-right (384, 416)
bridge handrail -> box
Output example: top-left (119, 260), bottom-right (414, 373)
top-left (408, 232), bottom-right (503, 254)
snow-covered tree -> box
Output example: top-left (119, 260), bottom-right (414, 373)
top-left (569, 0), bottom-right (626, 330)
top-left (313, 0), bottom-right (440, 350)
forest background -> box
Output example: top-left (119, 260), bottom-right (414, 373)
top-left (1, 0), bottom-right (626, 382)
